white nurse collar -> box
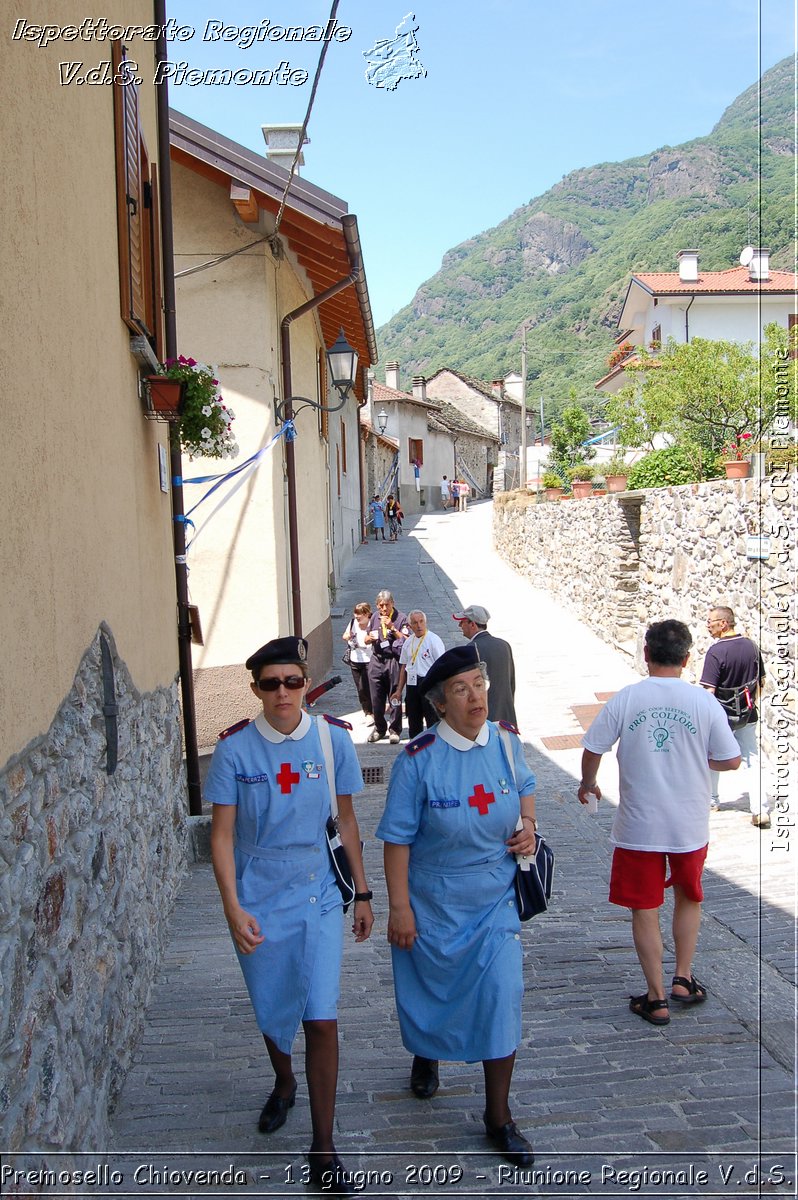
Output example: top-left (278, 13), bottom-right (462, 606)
top-left (437, 720), bottom-right (489, 751)
top-left (254, 711), bottom-right (312, 743)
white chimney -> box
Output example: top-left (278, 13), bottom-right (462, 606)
top-left (385, 362), bottom-right (400, 390)
top-left (412, 376), bottom-right (427, 404)
top-left (749, 248), bottom-right (770, 282)
top-left (261, 124), bottom-right (309, 173)
top-left (677, 249), bottom-right (699, 283)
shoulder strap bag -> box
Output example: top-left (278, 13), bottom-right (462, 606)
top-left (498, 726), bottom-right (554, 920)
top-left (316, 716), bottom-right (361, 912)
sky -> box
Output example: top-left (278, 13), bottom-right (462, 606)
top-left (164, 0), bottom-right (794, 330)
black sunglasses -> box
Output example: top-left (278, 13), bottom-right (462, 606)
top-left (255, 675), bottom-right (306, 692)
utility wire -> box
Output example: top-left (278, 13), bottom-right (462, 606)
top-left (273, 0), bottom-right (340, 237)
top-left (173, 0), bottom-right (340, 280)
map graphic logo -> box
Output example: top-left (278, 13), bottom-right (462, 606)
top-left (363, 12), bottom-right (426, 91)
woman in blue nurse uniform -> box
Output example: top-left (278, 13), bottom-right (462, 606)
top-left (208, 636), bottom-right (373, 1195)
top-left (376, 643), bottom-right (538, 1166)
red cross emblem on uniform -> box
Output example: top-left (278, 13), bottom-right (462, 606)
top-left (468, 783), bottom-right (495, 816)
top-left (276, 762), bottom-right (300, 794)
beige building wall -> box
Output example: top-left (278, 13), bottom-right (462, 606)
top-left (171, 163), bottom-right (333, 740)
top-left (0, 1), bottom-right (178, 764)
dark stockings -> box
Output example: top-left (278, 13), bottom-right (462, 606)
top-left (264, 1020), bottom-right (339, 1157)
top-left (482, 1051), bottom-right (515, 1128)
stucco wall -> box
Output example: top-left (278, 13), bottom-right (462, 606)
top-left (494, 476), bottom-right (796, 782)
top-left (172, 162), bottom-right (334, 736)
top-left (1, 2), bottom-right (179, 762)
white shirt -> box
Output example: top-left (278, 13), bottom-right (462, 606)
top-left (345, 620), bottom-right (372, 665)
top-left (583, 676), bottom-right (740, 852)
top-left (399, 629), bottom-right (445, 685)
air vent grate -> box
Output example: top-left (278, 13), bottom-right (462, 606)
top-left (362, 766), bottom-right (385, 785)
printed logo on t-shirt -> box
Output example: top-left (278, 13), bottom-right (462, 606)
top-left (627, 705), bottom-right (698, 753)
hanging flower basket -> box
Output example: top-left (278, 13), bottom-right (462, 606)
top-left (723, 460), bottom-right (751, 480)
top-left (148, 357), bottom-right (239, 459)
top-left (144, 376), bottom-right (187, 421)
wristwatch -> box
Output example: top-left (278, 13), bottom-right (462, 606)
top-left (354, 891), bottom-right (373, 902)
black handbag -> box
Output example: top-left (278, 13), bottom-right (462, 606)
top-left (342, 646), bottom-right (352, 665)
top-left (317, 716), bottom-right (362, 912)
top-left (326, 817), bottom-right (356, 911)
top-left (514, 833), bottom-right (555, 920)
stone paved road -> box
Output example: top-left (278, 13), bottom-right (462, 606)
top-left (108, 501), bottom-right (796, 1198)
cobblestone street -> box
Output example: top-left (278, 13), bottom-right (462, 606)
top-left (109, 501), bottom-right (796, 1197)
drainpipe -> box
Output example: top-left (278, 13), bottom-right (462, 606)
top-left (281, 222), bottom-right (363, 636)
top-left (684, 295), bottom-right (695, 344)
top-left (154, 0), bottom-right (202, 815)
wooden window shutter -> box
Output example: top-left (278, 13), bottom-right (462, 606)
top-left (146, 162), bottom-right (165, 361)
top-left (340, 416), bottom-right (347, 473)
top-left (113, 41), bottom-right (145, 332)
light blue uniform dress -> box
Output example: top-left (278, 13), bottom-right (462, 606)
top-left (205, 711), bottom-right (363, 1054)
top-left (376, 720), bottom-right (535, 1062)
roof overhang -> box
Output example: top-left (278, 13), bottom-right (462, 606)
top-left (169, 109), bottom-right (377, 397)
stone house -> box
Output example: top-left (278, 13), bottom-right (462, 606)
top-left (169, 111), bottom-right (376, 741)
top-left (596, 247), bottom-right (796, 394)
top-left (423, 367), bottom-right (523, 490)
top-left (1, 7), bottom-right (187, 1150)
top-left (361, 365), bottom-right (502, 510)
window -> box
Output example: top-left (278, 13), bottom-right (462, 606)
top-left (340, 417), bottom-right (347, 474)
top-left (336, 444), bottom-right (341, 498)
top-left (112, 41), bottom-right (163, 359)
top-left (650, 323), bottom-right (662, 349)
top-left (408, 438), bottom-right (424, 466)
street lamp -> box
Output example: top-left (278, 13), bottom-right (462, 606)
top-left (276, 328), bottom-right (360, 423)
top-left (376, 408), bottom-right (389, 434)
top-left (326, 328), bottom-right (359, 400)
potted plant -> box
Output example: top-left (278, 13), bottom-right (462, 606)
top-left (541, 470), bottom-right (564, 500)
top-left (148, 356), bottom-right (239, 460)
top-left (568, 464), bottom-right (594, 498)
top-left (604, 453), bottom-right (630, 492)
top-left (720, 434), bottom-right (752, 479)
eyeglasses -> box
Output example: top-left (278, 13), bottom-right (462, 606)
top-left (255, 676), bottom-right (305, 692)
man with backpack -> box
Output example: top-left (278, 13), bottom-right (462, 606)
top-left (700, 606), bottom-right (769, 828)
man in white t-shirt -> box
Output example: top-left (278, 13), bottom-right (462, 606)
top-left (391, 610), bottom-right (445, 739)
top-left (579, 620), bottom-right (741, 1028)
top-left (440, 475), bottom-right (451, 509)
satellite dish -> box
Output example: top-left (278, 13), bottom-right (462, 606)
top-left (739, 246), bottom-right (754, 267)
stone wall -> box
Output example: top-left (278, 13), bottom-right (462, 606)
top-left (493, 477), bottom-right (796, 777)
top-left (0, 626), bottom-right (188, 1150)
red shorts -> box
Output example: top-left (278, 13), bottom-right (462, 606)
top-left (609, 845), bottom-right (708, 909)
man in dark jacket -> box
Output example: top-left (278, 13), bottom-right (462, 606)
top-left (453, 605), bottom-right (518, 726)
top-left (700, 605), bottom-right (769, 828)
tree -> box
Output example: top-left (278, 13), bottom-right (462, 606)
top-left (548, 403), bottom-right (595, 473)
top-left (605, 336), bottom-right (780, 479)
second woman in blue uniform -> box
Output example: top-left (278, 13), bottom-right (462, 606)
top-left (377, 643), bottom-right (538, 1166)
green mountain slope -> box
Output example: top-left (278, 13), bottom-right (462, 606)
top-left (377, 57), bottom-right (794, 414)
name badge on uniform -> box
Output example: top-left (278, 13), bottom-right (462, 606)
top-left (430, 798), bottom-right (460, 809)
top-left (380, 639), bottom-right (391, 649)
top-left (302, 760), bottom-right (321, 779)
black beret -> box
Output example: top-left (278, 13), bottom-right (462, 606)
top-left (419, 643), bottom-right (480, 697)
top-left (246, 636), bottom-right (308, 673)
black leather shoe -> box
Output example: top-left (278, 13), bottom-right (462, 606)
top-left (410, 1055), bottom-right (439, 1098)
top-left (258, 1083), bottom-right (297, 1133)
top-left (307, 1153), bottom-right (352, 1197)
top-left (483, 1116), bottom-right (535, 1166)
